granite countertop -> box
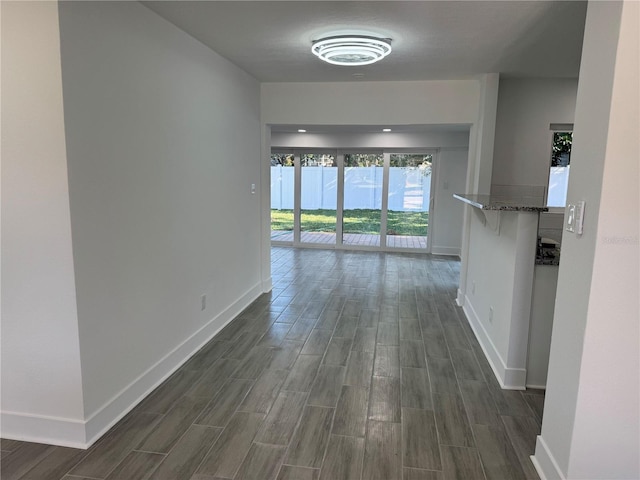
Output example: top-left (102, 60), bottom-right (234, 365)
top-left (453, 193), bottom-right (549, 212)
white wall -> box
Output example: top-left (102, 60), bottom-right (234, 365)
top-left (1, 1), bottom-right (86, 446)
top-left (491, 78), bottom-right (578, 189)
top-left (456, 73), bottom-right (500, 307)
top-left (431, 148), bottom-right (468, 256)
top-left (57, 1), bottom-right (262, 441)
top-left (470, 73), bottom-right (500, 196)
top-left (271, 131), bottom-right (470, 150)
top-left (462, 209), bottom-right (538, 388)
top-left (1, 1), bottom-right (262, 448)
top-left (533, 2), bottom-right (639, 479)
top-left (527, 265), bottom-right (558, 388)
top-left (261, 81), bottom-right (480, 127)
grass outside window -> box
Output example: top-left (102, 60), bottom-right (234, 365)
top-left (271, 209), bottom-right (428, 236)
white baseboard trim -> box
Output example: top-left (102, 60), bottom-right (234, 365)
top-left (1, 281), bottom-right (263, 449)
top-left (83, 281), bottom-right (263, 446)
top-left (462, 295), bottom-right (526, 390)
top-left (531, 435), bottom-right (566, 480)
top-left (262, 276), bottom-right (273, 293)
top-left (430, 246), bottom-right (461, 257)
top-left (525, 383), bottom-right (547, 390)
top-left (456, 288), bottom-right (465, 307)
top-left (0, 411), bottom-right (88, 449)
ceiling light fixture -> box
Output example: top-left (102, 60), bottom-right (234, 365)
top-left (382, 128), bottom-right (392, 132)
top-left (311, 35), bottom-right (392, 66)
top-left (298, 129), bottom-right (307, 133)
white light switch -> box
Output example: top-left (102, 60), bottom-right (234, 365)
top-left (251, 183), bottom-right (256, 194)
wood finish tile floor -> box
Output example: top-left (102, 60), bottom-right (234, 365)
top-left (1, 247), bottom-right (544, 480)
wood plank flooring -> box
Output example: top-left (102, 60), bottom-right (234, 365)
top-left (1, 247), bottom-right (544, 480)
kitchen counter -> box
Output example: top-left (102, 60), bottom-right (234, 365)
top-left (455, 193), bottom-right (560, 265)
top-left (453, 193), bottom-right (549, 212)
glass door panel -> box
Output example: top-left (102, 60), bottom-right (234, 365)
top-left (387, 154), bottom-right (432, 249)
top-left (343, 153), bottom-right (384, 247)
top-left (270, 153), bottom-right (295, 242)
top-left (300, 153), bottom-right (337, 245)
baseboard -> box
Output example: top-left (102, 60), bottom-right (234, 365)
top-left (430, 245), bottom-right (461, 257)
top-left (462, 295), bottom-right (526, 390)
top-left (525, 383), bottom-right (547, 390)
top-left (262, 276), bottom-right (273, 293)
top-left (531, 435), bottom-right (566, 480)
top-left (456, 288), bottom-right (465, 307)
top-left (1, 281), bottom-right (263, 449)
top-left (0, 411), bottom-right (88, 449)
top-left (83, 281), bottom-right (263, 446)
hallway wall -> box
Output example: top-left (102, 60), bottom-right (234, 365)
top-left (1, 1), bottom-right (86, 445)
top-left (2, 1), bottom-right (263, 447)
top-left (58, 1), bottom-right (262, 442)
top-left (491, 78), bottom-right (578, 191)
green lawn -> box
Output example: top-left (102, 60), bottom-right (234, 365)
top-left (271, 209), bottom-right (428, 236)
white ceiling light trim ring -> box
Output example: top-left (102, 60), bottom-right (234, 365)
top-left (311, 35), bottom-right (392, 66)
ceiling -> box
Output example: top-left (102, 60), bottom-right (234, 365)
top-left (143, 0), bottom-right (587, 83)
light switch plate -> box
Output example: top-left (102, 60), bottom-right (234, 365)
top-left (575, 200), bottom-right (585, 235)
top-left (566, 201), bottom-right (585, 235)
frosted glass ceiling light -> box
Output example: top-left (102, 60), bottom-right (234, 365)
top-left (311, 35), bottom-right (392, 66)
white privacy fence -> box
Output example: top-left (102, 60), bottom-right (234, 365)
top-left (271, 166), bottom-right (431, 212)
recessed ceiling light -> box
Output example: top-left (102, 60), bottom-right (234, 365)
top-left (298, 129), bottom-right (307, 133)
top-left (383, 128), bottom-right (392, 132)
top-left (311, 35), bottom-right (392, 66)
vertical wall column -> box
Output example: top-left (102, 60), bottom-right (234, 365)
top-left (335, 153), bottom-right (345, 246)
top-left (533, 2), bottom-right (639, 479)
top-left (1, 0), bottom-right (86, 447)
top-left (457, 73), bottom-right (500, 306)
top-left (260, 124), bottom-right (273, 292)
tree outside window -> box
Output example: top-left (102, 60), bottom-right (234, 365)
top-left (551, 132), bottom-right (572, 167)
top-left (547, 130), bottom-right (572, 207)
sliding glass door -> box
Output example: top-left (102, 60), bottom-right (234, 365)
top-left (271, 148), bottom-right (435, 252)
top-left (270, 153), bottom-right (294, 242)
top-left (342, 153), bottom-right (384, 247)
top-left (386, 154), bottom-right (432, 249)
top-left (300, 153), bottom-right (337, 245)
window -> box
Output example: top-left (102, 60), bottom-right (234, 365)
top-left (271, 153), bottom-right (294, 166)
top-left (547, 126), bottom-right (573, 208)
top-left (270, 148), bottom-right (437, 251)
top-left (343, 153), bottom-right (384, 246)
